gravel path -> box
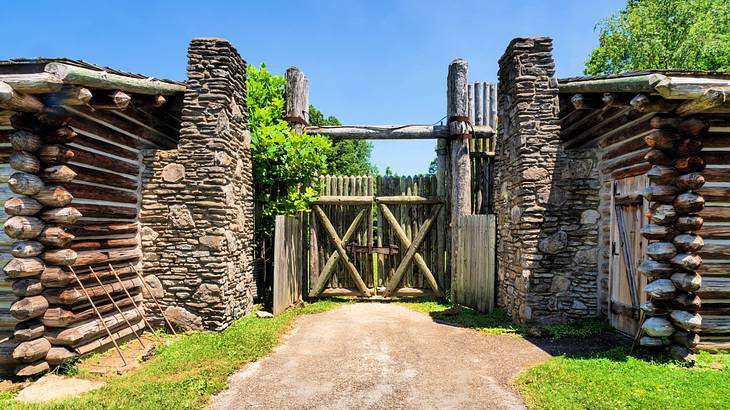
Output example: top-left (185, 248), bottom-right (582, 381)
top-left (210, 303), bottom-right (550, 410)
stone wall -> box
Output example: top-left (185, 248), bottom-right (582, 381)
top-left (495, 37), bottom-right (600, 324)
top-left (140, 38), bottom-right (254, 331)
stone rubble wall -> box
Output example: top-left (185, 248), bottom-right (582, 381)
top-left (495, 37), bottom-right (601, 324)
top-left (140, 38), bottom-right (254, 331)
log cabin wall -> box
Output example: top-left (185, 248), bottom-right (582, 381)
top-left (0, 59), bottom-right (184, 376)
top-left (139, 38), bottom-right (254, 332)
top-left (559, 72), bottom-right (730, 356)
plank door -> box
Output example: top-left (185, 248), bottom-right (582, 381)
top-left (609, 175), bottom-right (649, 335)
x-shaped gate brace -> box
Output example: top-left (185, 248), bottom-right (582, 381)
top-left (378, 201), bottom-right (442, 297)
top-left (309, 195), bottom-right (444, 298)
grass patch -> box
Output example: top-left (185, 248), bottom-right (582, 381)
top-left (1, 299), bottom-right (346, 410)
top-left (517, 346), bottom-right (730, 409)
top-left (397, 298), bottom-right (524, 335)
top-left (542, 317), bottom-right (613, 340)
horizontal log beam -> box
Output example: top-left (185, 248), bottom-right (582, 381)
top-left (313, 196), bottom-right (372, 206)
top-left (375, 196), bottom-right (445, 205)
top-left (45, 307), bottom-right (141, 346)
top-left (305, 124), bottom-right (494, 140)
top-left (44, 276), bottom-right (142, 305)
top-left (74, 319), bottom-right (144, 356)
top-left (0, 81), bottom-right (45, 112)
top-left (558, 74), bottom-right (660, 94)
top-left (44, 63), bottom-right (186, 96)
top-left (0, 73), bottom-right (64, 94)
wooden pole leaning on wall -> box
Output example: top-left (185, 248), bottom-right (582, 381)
top-left (447, 59), bottom-right (472, 301)
top-left (68, 266), bottom-right (127, 366)
top-left (285, 67), bottom-right (309, 135)
top-left (88, 266), bottom-right (145, 348)
top-left (108, 264), bottom-right (159, 340)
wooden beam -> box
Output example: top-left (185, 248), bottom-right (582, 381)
top-left (0, 73), bottom-right (64, 94)
top-left (44, 62), bottom-right (186, 95)
top-left (0, 81), bottom-right (45, 112)
top-left (285, 67), bottom-right (309, 134)
top-left (304, 124), bottom-right (494, 140)
top-left (448, 58), bottom-right (471, 302)
top-left (313, 196), bottom-right (372, 206)
top-left (375, 195), bottom-right (445, 205)
top-left (676, 88), bottom-right (729, 116)
top-left (654, 76), bottom-right (730, 99)
top-left (558, 74), bottom-right (662, 94)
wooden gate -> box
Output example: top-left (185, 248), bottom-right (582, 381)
top-left (307, 175), bottom-right (447, 298)
top-left (609, 175), bottom-right (649, 335)
top-left (452, 215), bottom-right (496, 312)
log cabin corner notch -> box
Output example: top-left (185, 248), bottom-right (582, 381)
top-left (0, 38), bottom-right (255, 377)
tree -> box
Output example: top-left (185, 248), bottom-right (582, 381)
top-left (585, 0), bottom-right (730, 75)
top-left (247, 64), bottom-right (331, 244)
top-left (427, 157), bottom-right (438, 176)
top-left (309, 106), bottom-right (378, 175)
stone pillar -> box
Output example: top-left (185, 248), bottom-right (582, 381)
top-left (140, 38), bottom-right (253, 331)
top-left (496, 37), bottom-right (599, 324)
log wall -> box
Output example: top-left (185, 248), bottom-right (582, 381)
top-left (0, 96), bottom-right (178, 376)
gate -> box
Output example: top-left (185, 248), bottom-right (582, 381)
top-left (307, 175), bottom-right (446, 298)
top-left (272, 64), bottom-right (498, 314)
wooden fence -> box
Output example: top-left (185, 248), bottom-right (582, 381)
top-left (453, 214), bottom-right (496, 312)
top-left (272, 215), bottom-right (305, 315)
top-left (468, 82), bottom-right (497, 215)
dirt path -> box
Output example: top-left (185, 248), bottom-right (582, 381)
top-left (210, 303), bottom-right (550, 410)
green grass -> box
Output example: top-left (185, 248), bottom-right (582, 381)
top-left (1, 299), bottom-right (346, 410)
top-left (542, 317), bottom-right (613, 339)
top-left (397, 298), bottom-right (524, 335)
top-left (517, 347), bottom-right (730, 410)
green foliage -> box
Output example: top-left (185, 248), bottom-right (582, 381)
top-left (543, 317), bottom-right (613, 340)
top-left (518, 346), bottom-right (730, 409)
top-left (383, 166), bottom-right (398, 177)
top-left (309, 106), bottom-right (377, 176)
top-left (247, 64), bottom-right (331, 240)
top-left (585, 0), bottom-right (730, 75)
top-left (427, 157), bottom-right (438, 176)
top-left (0, 301), bottom-right (347, 409)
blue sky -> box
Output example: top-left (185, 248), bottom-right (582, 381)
top-left (0, 0), bottom-right (624, 175)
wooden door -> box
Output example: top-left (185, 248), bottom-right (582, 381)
top-left (609, 175), bottom-right (649, 335)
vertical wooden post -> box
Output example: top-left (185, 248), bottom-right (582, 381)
top-left (448, 59), bottom-right (472, 301)
top-left (285, 67), bottom-right (310, 301)
top-left (436, 139), bottom-right (449, 290)
top-left (285, 67), bottom-right (309, 134)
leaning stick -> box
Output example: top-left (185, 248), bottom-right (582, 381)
top-left (89, 265), bottom-right (145, 348)
top-left (108, 263), bottom-right (159, 341)
top-left (128, 263), bottom-right (176, 335)
top-left (630, 310), bottom-right (646, 354)
top-left (69, 265), bottom-right (127, 366)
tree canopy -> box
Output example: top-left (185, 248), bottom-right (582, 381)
top-left (247, 64), bottom-right (377, 246)
top-left (585, 0), bottom-right (730, 75)
top-left (309, 106), bottom-right (378, 176)
top-left (247, 64), bottom-right (331, 241)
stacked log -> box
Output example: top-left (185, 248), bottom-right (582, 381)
top-left (2, 112), bottom-right (85, 376)
top-left (639, 114), bottom-right (707, 361)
